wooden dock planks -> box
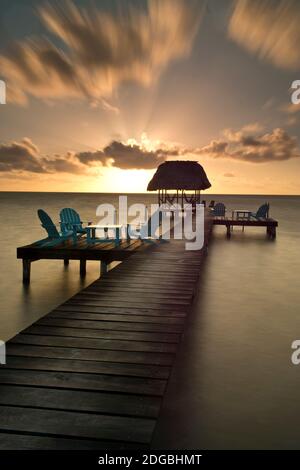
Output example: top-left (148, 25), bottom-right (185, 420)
top-left (0, 216), bottom-right (212, 449)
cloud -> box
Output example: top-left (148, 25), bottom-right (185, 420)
top-left (0, 0), bottom-right (203, 105)
top-left (0, 138), bottom-right (44, 173)
top-left (283, 103), bottom-right (300, 115)
top-left (0, 138), bottom-right (86, 173)
top-left (76, 140), bottom-right (180, 170)
top-left (0, 137), bottom-right (178, 173)
top-left (228, 0), bottom-right (300, 70)
top-left (197, 127), bottom-right (300, 163)
top-left (2, 126), bottom-right (299, 176)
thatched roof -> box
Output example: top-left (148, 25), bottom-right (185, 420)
top-left (147, 161), bottom-right (211, 191)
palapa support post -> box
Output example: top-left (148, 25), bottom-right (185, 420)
top-left (80, 259), bottom-right (86, 277)
top-left (22, 259), bottom-right (31, 284)
top-left (64, 259), bottom-right (69, 266)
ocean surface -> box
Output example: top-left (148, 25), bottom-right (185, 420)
top-left (0, 192), bottom-right (300, 449)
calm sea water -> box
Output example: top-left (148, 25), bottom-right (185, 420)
top-left (0, 192), bottom-right (300, 449)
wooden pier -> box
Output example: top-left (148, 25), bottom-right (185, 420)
top-left (213, 217), bottom-right (278, 239)
top-left (0, 217), bottom-right (212, 449)
top-left (17, 238), bottom-right (150, 284)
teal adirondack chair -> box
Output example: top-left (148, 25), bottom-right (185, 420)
top-left (60, 208), bottom-right (88, 235)
top-left (38, 209), bottom-right (77, 244)
top-left (251, 203), bottom-right (269, 220)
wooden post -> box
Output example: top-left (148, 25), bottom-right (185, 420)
top-left (80, 259), bottom-right (86, 277)
top-left (22, 259), bottom-right (31, 284)
top-left (269, 226), bottom-right (276, 239)
top-left (64, 259), bottom-right (69, 266)
top-left (226, 223), bottom-right (231, 239)
top-left (100, 261), bottom-right (108, 276)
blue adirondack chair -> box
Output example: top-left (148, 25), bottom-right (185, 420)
top-left (251, 203), bottom-right (269, 220)
top-left (38, 209), bottom-right (77, 244)
top-left (60, 208), bottom-right (88, 235)
top-left (212, 203), bottom-right (226, 218)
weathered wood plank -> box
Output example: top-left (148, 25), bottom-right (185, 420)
top-left (37, 316), bottom-right (183, 334)
top-left (4, 354), bottom-right (171, 379)
top-left (6, 343), bottom-right (174, 366)
top-left (0, 384), bottom-right (161, 418)
top-left (0, 369), bottom-right (167, 396)
top-left (68, 292), bottom-right (190, 308)
top-left (0, 406), bottom-right (155, 443)
top-left (50, 310), bottom-right (186, 325)
top-left (11, 333), bottom-right (177, 354)
top-left (24, 324), bottom-right (181, 344)
top-left (61, 300), bottom-right (187, 313)
top-left (0, 433), bottom-right (142, 450)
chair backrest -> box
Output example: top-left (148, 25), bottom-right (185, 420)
top-left (38, 209), bottom-right (60, 238)
top-left (256, 203), bottom-right (269, 219)
top-left (213, 203), bottom-right (226, 216)
top-left (60, 208), bottom-right (82, 232)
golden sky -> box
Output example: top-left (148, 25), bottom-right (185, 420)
top-left (1, 0), bottom-right (300, 194)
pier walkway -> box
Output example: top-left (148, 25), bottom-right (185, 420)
top-left (0, 218), bottom-right (212, 449)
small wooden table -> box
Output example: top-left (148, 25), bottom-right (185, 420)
top-left (86, 224), bottom-right (123, 243)
top-left (232, 210), bottom-right (252, 221)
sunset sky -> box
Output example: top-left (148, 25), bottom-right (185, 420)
top-left (0, 0), bottom-right (300, 194)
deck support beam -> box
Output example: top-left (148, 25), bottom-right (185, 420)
top-left (22, 259), bottom-right (31, 284)
top-left (80, 259), bottom-right (86, 277)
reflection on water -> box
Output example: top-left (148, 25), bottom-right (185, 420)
top-left (154, 195), bottom-right (300, 449)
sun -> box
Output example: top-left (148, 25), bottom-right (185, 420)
top-left (125, 133), bottom-right (161, 152)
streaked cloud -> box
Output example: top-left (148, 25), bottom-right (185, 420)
top-left (228, 0), bottom-right (300, 70)
top-left (0, 0), bottom-right (203, 105)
